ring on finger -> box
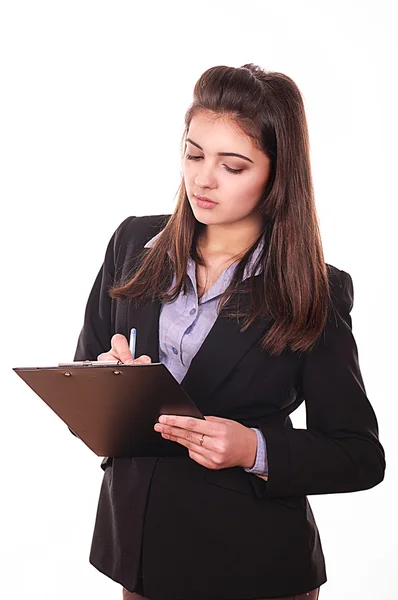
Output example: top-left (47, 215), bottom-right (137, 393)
top-left (199, 434), bottom-right (205, 446)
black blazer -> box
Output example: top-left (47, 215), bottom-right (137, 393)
top-left (74, 215), bottom-right (385, 600)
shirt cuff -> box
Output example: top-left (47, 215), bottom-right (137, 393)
top-left (244, 428), bottom-right (269, 476)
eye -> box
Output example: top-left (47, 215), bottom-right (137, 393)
top-left (224, 165), bottom-right (244, 175)
top-left (185, 154), bottom-right (244, 175)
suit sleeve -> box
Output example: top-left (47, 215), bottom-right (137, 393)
top-left (257, 270), bottom-right (386, 498)
top-left (73, 216), bottom-right (134, 361)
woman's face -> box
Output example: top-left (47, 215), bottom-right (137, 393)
top-left (183, 110), bottom-right (271, 231)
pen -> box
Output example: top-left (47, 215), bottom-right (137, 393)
top-left (129, 328), bottom-right (137, 360)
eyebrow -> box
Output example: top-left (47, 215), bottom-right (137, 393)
top-left (185, 138), bottom-right (254, 164)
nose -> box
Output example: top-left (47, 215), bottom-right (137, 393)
top-left (194, 162), bottom-right (217, 190)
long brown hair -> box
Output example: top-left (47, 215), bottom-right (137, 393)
top-left (110, 63), bottom-right (330, 355)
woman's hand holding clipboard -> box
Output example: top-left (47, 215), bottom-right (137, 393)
top-left (101, 331), bottom-right (261, 474)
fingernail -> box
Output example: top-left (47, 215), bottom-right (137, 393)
top-left (154, 424), bottom-right (162, 432)
top-left (159, 416), bottom-right (166, 424)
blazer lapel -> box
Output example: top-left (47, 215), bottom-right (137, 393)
top-left (124, 279), bottom-right (273, 410)
top-left (181, 279), bottom-right (273, 408)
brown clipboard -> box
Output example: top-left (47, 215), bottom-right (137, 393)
top-left (13, 362), bottom-right (204, 457)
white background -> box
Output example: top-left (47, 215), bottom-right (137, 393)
top-left (1, 1), bottom-right (397, 598)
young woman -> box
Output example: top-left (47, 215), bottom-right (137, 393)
top-left (74, 64), bottom-right (386, 600)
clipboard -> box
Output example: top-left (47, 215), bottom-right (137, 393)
top-left (13, 361), bottom-right (204, 457)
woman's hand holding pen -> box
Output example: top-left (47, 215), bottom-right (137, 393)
top-left (154, 415), bottom-right (259, 471)
top-left (97, 333), bottom-right (152, 365)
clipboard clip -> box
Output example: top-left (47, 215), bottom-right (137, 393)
top-left (58, 360), bottom-right (122, 367)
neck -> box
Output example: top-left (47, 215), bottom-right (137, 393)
top-left (198, 217), bottom-right (264, 257)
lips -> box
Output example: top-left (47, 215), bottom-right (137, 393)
top-left (195, 194), bottom-right (217, 203)
top-left (194, 194), bottom-right (218, 209)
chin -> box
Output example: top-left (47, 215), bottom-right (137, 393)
top-left (189, 205), bottom-right (219, 226)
